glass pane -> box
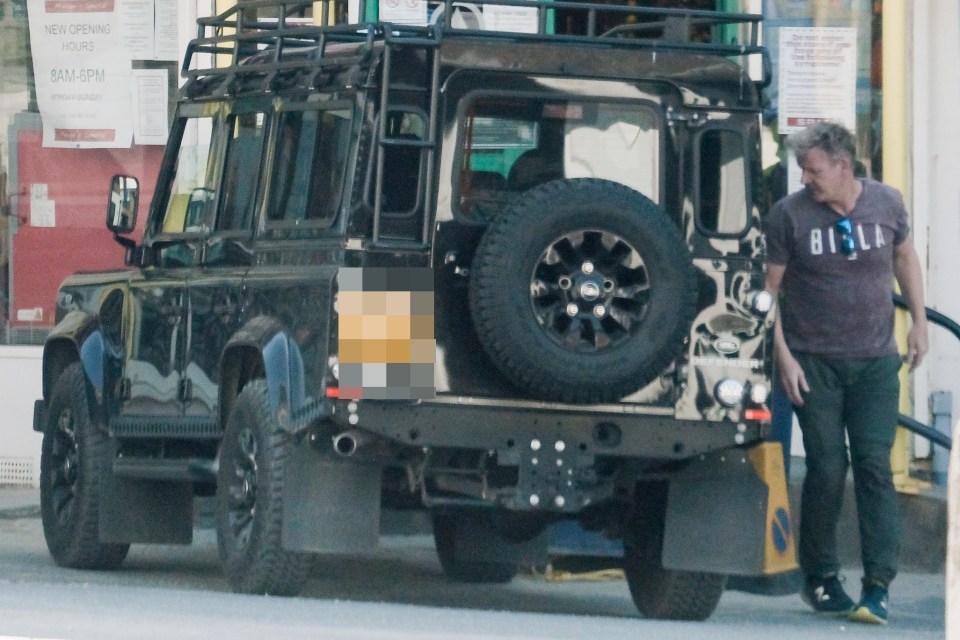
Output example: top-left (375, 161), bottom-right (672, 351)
top-left (457, 98), bottom-right (660, 219)
top-left (381, 111), bottom-right (424, 216)
top-left (267, 108), bottom-right (351, 227)
top-left (217, 112), bottom-right (266, 233)
top-left (563, 102), bottom-right (660, 202)
top-left (698, 129), bottom-right (748, 235)
top-left (160, 116), bottom-right (218, 234)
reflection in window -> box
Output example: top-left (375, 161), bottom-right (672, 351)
top-left (458, 98), bottom-right (661, 218)
top-left (217, 112), bottom-right (266, 233)
top-left (698, 129), bottom-right (748, 235)
top-left (267, 109), bottom-right (351, 227)
top-left (160, 116), bottom-right (218, 234)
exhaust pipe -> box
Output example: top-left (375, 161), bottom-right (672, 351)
top-left (332, 430), bottom-right (370, 457)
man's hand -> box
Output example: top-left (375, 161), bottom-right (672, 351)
top-left (777, 351), bottom-right (810, 407)
top-left (904, 320), bottom-right (929, 371)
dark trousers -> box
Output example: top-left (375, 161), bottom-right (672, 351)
top-left (793, 352), bottom-right (902, 587)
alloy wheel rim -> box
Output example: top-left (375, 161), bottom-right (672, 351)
top-left (226, 426), bottom-right (259, 548)
top-left (48, 407), bottom-right (79, 526)
top-left (530, 229), bottom-right (650, 352)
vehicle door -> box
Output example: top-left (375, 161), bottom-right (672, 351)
top-left (115, 106), bottom-right (226, 435)
top-left (182, 102), bottom-right (269, 420)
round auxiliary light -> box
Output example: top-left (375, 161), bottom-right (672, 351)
top-left (751, 290), bottom-right (774, 315)
top-left (750, 382), bottom-right (770, 404)
top-left (714, 378), bottom-right (745, 408)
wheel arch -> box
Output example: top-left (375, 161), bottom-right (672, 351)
top-left (221, 316), bottom-right (309, 433)
top-left (41, 311), bottom-right (106, 428)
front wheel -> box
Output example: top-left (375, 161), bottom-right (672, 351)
top-left (40, 362), bottom-right (130, 569)
top-left (215, 380), bottom-right (311, 596)
top-left (623, 484), bottom-right (725, 621)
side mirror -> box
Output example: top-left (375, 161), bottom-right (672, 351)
top-left (107, 175), bottom-right (139, 234)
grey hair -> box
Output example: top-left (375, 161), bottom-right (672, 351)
top-left (788, 121), bottom-right (856, 165)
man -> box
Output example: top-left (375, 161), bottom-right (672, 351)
top-left (763, 122), bottom-right (928, 625)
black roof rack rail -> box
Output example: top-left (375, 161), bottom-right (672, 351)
top-left (182, 0), bottom-right (766, 96)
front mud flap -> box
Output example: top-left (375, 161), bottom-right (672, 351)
top-left (662, 442), bottom-right (798, 577)
top-left (282, 438), bottom-right (381, 553)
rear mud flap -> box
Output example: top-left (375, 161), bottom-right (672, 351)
top-left (662, 442), bottom-right (798, 577)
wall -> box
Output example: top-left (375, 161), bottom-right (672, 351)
top-left (911, 1), bottom-right (960, 464)
top-left (0, 345), bottom-right (42, 487)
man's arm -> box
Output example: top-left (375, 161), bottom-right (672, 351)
top-left (893, 234), bottom-right (929, 371)
top-left (765, 263), bottom-right (809, 407)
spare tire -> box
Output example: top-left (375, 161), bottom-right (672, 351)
top-left (469, 178), bottom-right (697, 404)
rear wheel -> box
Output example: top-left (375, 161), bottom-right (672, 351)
top-left (215, 380), bottom-right (311, 596)
top-left (432, 509), bottom-right (520, 583)
top-left (624, 484), bottom-right (725, 620)
top-left (40, 362), bottom-right (129, 570)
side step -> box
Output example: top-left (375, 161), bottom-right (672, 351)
top-left (113, 457), bottom-right (217, 483)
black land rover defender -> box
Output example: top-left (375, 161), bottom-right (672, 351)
top-left (33, 0), bottom-right (796, 621)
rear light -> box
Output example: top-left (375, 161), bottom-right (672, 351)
top-left (743, 407), bottom-right (772, 423)
top-left (326, 386), bottom-right (340, 398)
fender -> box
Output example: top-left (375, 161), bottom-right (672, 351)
top-left (39, 310), bottom-right (106, 430)
top-left (223, 316), bottom-right (332, 434)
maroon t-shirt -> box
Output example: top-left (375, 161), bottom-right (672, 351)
top-left (764, 179), bottom-right (910, 358)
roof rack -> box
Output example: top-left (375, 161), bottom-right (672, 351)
top-left (182, 0), bottom-right (766, 96)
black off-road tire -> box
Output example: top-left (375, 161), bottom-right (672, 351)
top-left (624, 484), bottom-right (725, 621)
top-left (40, 362), bottom-right (130, 570)
top-left (215, 380), bottom-right (311, 596)
top-left (470, 178), bottom-right (697, 404)
top-left (432, 509), bottom-right (520, 583)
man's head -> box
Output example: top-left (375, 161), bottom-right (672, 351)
top-left (789, 122), bottom-right (858, 206)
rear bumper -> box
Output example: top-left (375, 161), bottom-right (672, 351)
top-left (331, 395), bottom-right (768, 460)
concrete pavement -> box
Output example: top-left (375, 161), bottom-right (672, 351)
top-left (0, 486), bottom-right (39, 519)
top-left (0, 455), bottom-right (949, 573)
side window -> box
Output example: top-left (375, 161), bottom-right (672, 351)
top-left (697, 128), bottom-right (749, 236)
top-left (217, 111), bottom-right (266, 233)
top-left (266, 108), bottom-right (352, 229)
top-left (159, 115), bottom-right (220, 235)
top-left (366, 109), bottom-right (427, 243)
top-left (377, 110), bottom-right (425, 217)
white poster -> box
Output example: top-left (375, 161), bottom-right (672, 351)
top-left (482, 4), bottom-right (538, 34)
top-left (153, 0), bottom-right (180, 61)
top-left (131, 68), bottom-right (169, 145)
top-left (28, 0), bottom-right (134, 148)
top-left (379, 0), bottom-right (427, 25)
top-left (117, 0), bottom-right (154, 59)
top-left (777, 27), bottom-right (857, 135)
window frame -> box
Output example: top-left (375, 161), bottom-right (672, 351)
top-left (692, 123), bottom-right (753, 239)
top-left (260, 100), bottom-right (356, 234)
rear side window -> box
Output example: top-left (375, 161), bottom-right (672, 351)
top-left (265, 108), bottom-right (352, 229)
top-left (696, 128), bottom-right (749, 236)
top-left (217, 112), bottom-right (267, 233)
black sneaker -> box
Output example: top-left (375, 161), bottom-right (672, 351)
top-left (800, 574), bottom-right (856, 615)
top-left (849, 581), bottom-right (889, 625)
